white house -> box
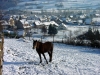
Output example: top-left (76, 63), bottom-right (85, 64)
top-left (92, 17), bottom-right (100, 25)
top-left (0, 20), bottom-right (10, 30)
top-left (58, 23), bottom-right (68, 30)
top-left (34, 21), bottom-right (59, 29)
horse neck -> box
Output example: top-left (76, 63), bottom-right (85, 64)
top-left (36, 42), bottom-right (42, 49)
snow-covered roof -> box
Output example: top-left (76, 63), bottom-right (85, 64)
top-left (92, 17), bottom-right (100, 22)
top-left (46, 21), bottom-right (59, 26)
top-left (35, 21), bottom-right (59, 26)
top-left (20, 19), bottom-right (31, 28)
top-left (80, 15), bottom-right (85, 18)
top-left (35, 21), bottom-right (41, 25)
top-left (23, 26), bottom-right (31, 28)
top-left (20, 19), bottom-right (29, 24)
top-left (1, 20), bottom-right (9, 25)
top-left (92, 17), bottom-right (100, 25)
top-left (78, 20), bottom-right (83, 23)
top-left (95, 14), bottom-right (100, 17)
top-left (61, 23), bottom-right (68, 28)
top-left (9, 17), bottom-right (14, 21)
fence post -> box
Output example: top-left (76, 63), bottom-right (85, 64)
top-left (0, 42), bottom-right (2, 75)
top-left (0, 34), bottom-right (4, 75)
top-left (0, 21), bottom-right (3, 33)
top-left (0, 56), bottom-right (2, 75)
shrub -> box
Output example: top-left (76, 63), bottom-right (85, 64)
top-left (4, 32), bottom-right (16, 38)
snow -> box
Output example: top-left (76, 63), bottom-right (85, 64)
top-left (42, 21), bottom-right (59, 26)
top-left (35, 21), bottom-right (59, 26)
top-left (2, 37), bottom-right (100, 75)
top-left (35, 21), bottom-right (41, 26)
top-left (7, 0), bottom-right (100, 10)
top-left (92, 18), bottom-right (100, 23)
top-left (17, 30), bottom-right (25, 36)
top-left (20, 20), bottom-right (29, 25)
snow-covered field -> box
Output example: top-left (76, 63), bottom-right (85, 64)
top-left (3, 37), bottom-right (100, 75)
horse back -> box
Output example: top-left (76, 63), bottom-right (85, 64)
top-left (43, 42), bottom-right (53, 52)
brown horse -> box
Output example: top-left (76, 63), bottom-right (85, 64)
top-left (33, 40), bottom-right (53, 64)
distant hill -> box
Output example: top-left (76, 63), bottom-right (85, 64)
top-left (1, 0), bottom-right (100, 10)
top-left (0, 0), bottom-right (18, 9)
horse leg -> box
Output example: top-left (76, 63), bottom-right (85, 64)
top-left (42, 53), bottom-right (48, 64)
top-left (48, 51), bottom-right (52, 62)
top-left (38, 53), bottom-right (42, 63)
top-left (50, 49), bottom-right (53, 62)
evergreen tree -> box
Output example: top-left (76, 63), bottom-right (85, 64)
top-left (19, 16), bottom-right (22, 20)
top-left (94, 30), bottom-right (100, 40)
top-left (87, 27), bottom-right (94, 41)
top-left (52, 25), bottom-right (58, 35)
top-left (48, 24), bottom-right (53, 35)
top-left (48, 24), bottom-right (58, 35)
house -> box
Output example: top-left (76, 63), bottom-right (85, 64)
top-left (20, 19), bottom-right (31, 29)
top-left (34, 21), bottom-right (59, 29)
top-left (26, 15), bottom-right (39, 20)
top-left (15, 19), bottom-right (31, 29)
top-left (84, 18), bottom-right (92, 25)
top-left (94, 14), bottom-right (100, 17)
top-left (78, 20), bottom-right (83, 25)
top-left (92, 17), bottom-right (100, 25)
top-left (15, 20), bottom-right (23, 29)
top-left (9, 17), bottom-right (15, 27)
top-left (58, 23), bottom-right (68, 30)
top-left (34, 21), bottom-right (41, 28)
top-left (0, 20), bottom-right (10, 31)
top-left (51, 15), bottom-right (58, 21)
top-left (39, 15), bottom-right (51, 22)
top-left (15, 19), bottom-right (32, 36)
top-left (54, 19), bottom-right (63, 25)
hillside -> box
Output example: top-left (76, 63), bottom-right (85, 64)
top-left (3, 38), bottom-right (100, 75)
top-left (1, 0), bottom-right (100, 10)
top-left (0, 0), bottom-right (19, 9)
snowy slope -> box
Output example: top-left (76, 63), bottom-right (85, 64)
top-left (3, 38), bottom-right (100, 75)
top-left (7, 0), bottom-right (100, 10)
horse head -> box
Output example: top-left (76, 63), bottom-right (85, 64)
top-left (33, 40), bottom-right (38, 49)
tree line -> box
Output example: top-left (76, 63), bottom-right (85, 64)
top-left (66, 27), bottom-right (100, 48)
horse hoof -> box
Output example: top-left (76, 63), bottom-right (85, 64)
top-left (0, 65), bottom-right (2, 69)
top-left (49, 60), bottom-right (52, 62)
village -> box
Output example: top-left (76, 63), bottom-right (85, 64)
top-left (0, 9), bottom-right (100, 38)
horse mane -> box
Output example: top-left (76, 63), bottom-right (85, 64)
top-left (36, 41), bottom-right (42, 49)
